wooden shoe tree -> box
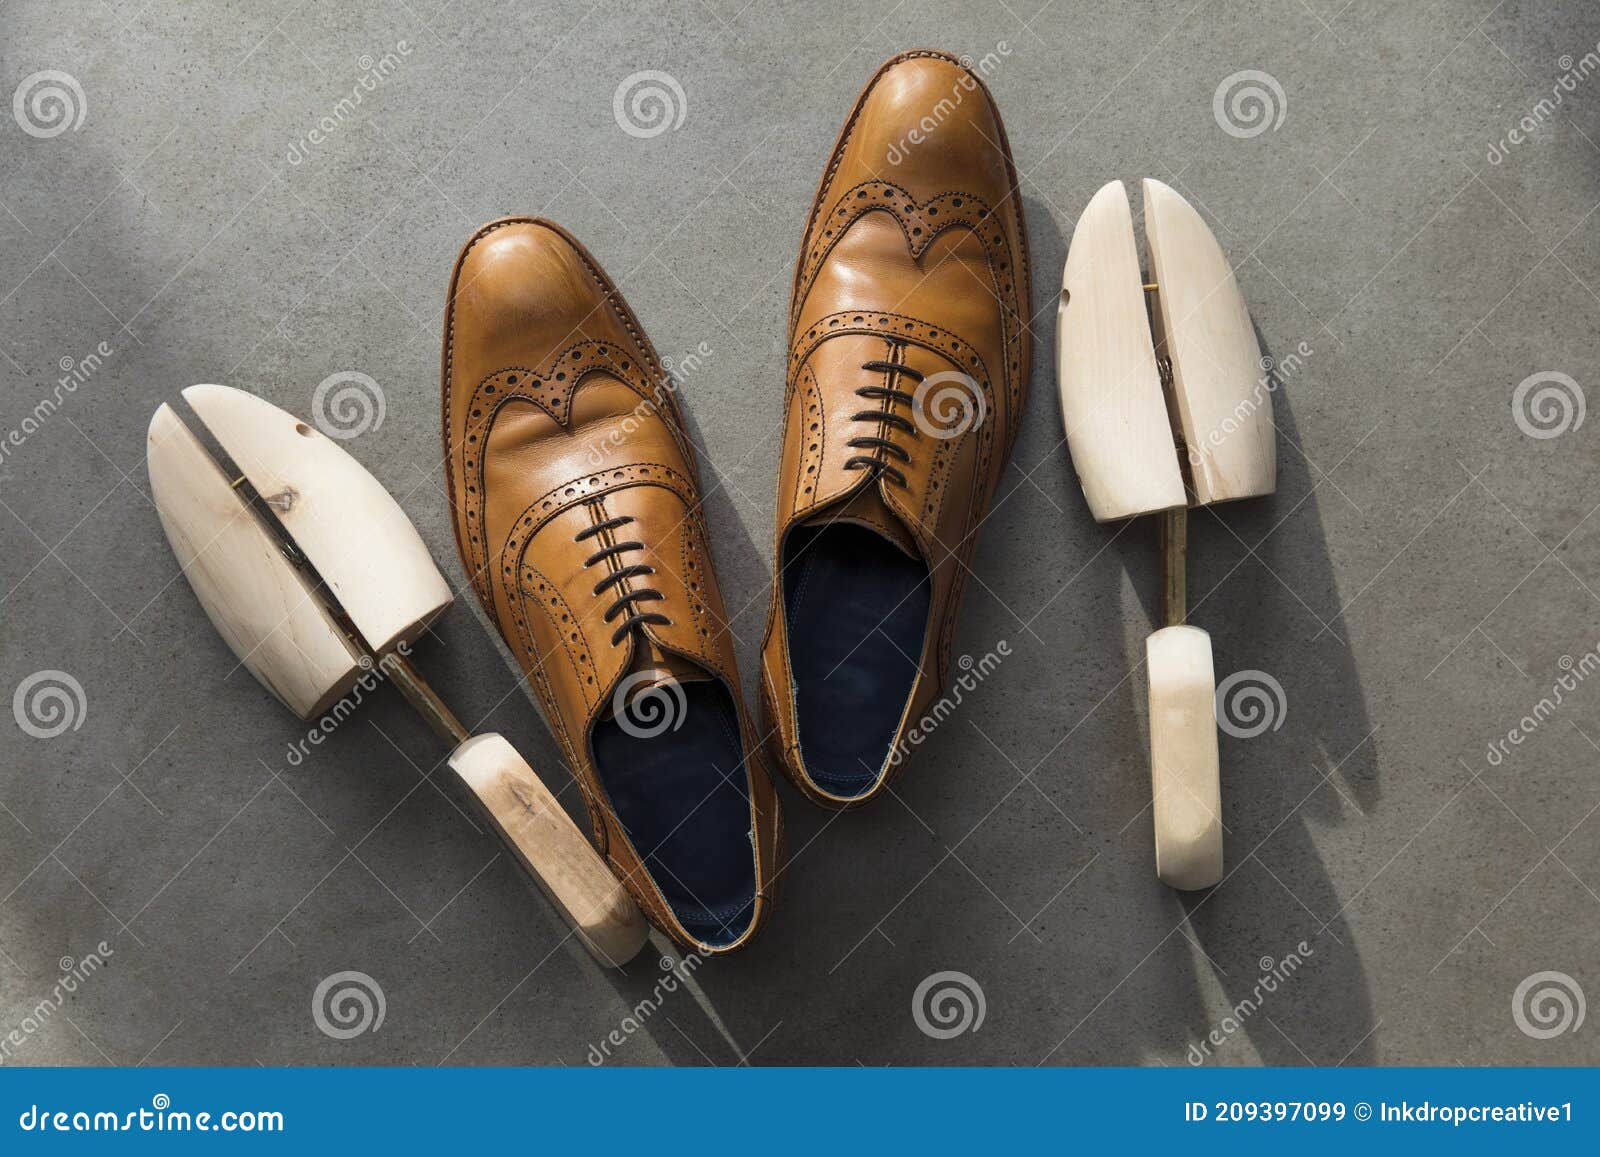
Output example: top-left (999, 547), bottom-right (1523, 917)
top-left (1057, 179), bottom-right (1277, 890)
top-left (147, 385), bottom-right (647, 966)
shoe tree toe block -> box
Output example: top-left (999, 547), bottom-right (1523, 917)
top-left (181, 383), bottom-right (453, 655)
top-left (146, 403), bottom-right (363, 720)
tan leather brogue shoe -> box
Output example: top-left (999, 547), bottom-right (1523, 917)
top-left (759, 50), bottom-right (1032, 808)
top-left (442, 218), bottom-right (781, 953)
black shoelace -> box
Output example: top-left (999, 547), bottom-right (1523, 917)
top-left (574, 515), bottom-right (671, 646)
top-left (844, 359), bottom-right (923, 488)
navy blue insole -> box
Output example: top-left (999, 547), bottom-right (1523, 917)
top-left (782, 523), bottom-right (931, 797)
top-left (591, 681), bottom-right (756, 946)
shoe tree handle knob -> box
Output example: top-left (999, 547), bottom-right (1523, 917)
top-left (387, 655), bottom-right (648, 967)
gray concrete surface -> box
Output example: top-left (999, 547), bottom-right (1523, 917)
top-left (2, 0), bottom-right (1598, 1067)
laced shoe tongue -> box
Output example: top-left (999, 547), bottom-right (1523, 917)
top-left (602, 635), bottom-right (713, 723)
top-left (631, 636), bottom-right (713, 685)
top-left (805, 484), bottom-right (920, 559)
